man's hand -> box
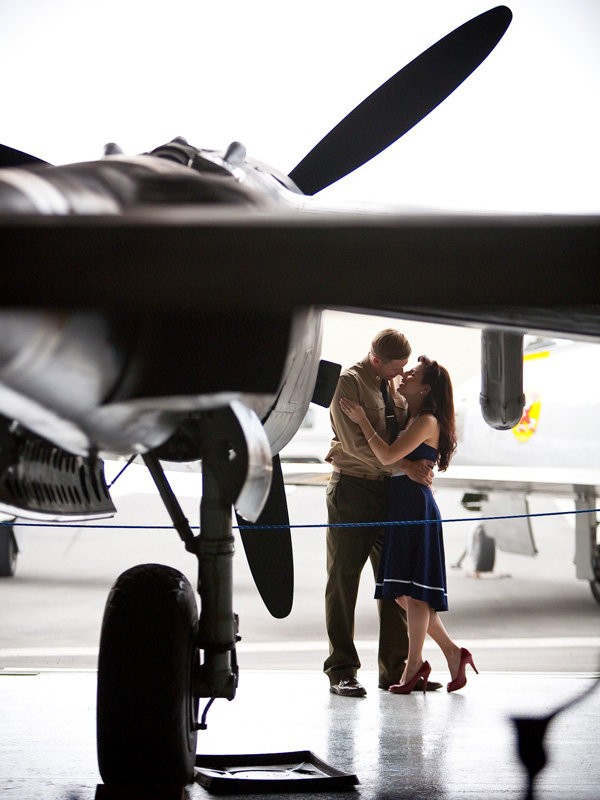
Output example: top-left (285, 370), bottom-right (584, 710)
top-left (402, 459), bottom-right (434, 487)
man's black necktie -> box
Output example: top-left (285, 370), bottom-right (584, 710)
top-left (380, 379), bottom-right (399, 443)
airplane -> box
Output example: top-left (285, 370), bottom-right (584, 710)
top-left (0, 3), bottom-right (599, 788)
top-left (281, 335), bottom-right (600, 603)
top-left (441, 335), bottom-right (600, 603)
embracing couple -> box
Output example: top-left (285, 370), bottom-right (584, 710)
top-left (324, 328), bottom-right (477, 696)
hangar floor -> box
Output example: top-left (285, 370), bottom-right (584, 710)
top-left (0, 668), bottom-right (598, 800)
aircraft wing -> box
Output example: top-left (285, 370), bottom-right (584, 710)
top-left (281, 462), bottom-right (333, 486)
top-left (282, 461), bottom-right (600, 495)
top-left (281, 458), bottom-right (600, 571)
top-left (434, 465), bottom-right (600, 497)
top-left (1, 210), bottom-right (599, 341)
top-left (434, 464), bottom-right (600, 581)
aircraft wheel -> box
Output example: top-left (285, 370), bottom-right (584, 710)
top-left (97, 563), bottom-right (199, 785)
top-left (0, 525), bottom-right (17, 577)
top-left (469, 524), bottom-right (496, 573)
top-left (590, 544), bottom-right (600, 605)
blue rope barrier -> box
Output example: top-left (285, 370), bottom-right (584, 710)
top-left (1, 506), bottom-right (598, 531)
top-left (106, 455), bottom-right (136, 489)
top-left (239, 505), bottom-right (600, 530)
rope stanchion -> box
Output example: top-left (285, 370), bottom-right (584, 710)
top-left (1, 507), bottom-right (598, 531)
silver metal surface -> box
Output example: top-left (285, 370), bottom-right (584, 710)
top-left (261, 308), bottom-right (324, 456)
top-left (229, 400), bottom-right (272, 522)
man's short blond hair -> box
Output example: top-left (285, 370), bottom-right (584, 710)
top-left (371, 328), bottom-right (411, 361)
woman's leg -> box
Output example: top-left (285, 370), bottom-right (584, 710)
top-left (398, 597), bottom-right (430, 681)
top-left (425, 609), bottom-right (462, 679)
top-left (396, 597), bottom-right (462, 680)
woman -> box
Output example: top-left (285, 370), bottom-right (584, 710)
top-left (339, 355), bottom-right (477, 694)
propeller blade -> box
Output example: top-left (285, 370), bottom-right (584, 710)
top-left (288, 5), bottom-right (512, 195)
top-left (0, 144), bottom-right (49, 168)
top-left (236, 454), bottom-right (294, 619)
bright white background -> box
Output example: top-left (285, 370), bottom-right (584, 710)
top-left (0, 0), bottom-right (598, 213)
top-left (321, 310), bottom-right (481, 388)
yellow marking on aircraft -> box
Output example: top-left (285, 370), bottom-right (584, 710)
top-left (524, 350), bottom-right (550, 361)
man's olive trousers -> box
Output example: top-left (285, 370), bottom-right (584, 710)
top-left (324, 471), bottom-right (408, 687)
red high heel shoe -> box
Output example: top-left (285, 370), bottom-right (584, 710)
top-left (389, 661), bottom-right (431, 695)
top-left (447, 647), bottom-right (478, 692)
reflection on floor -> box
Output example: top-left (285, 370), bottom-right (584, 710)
top-left (0, 668), bottom-right (598, 800)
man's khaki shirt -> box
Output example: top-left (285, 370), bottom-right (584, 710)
top-left (325, 356), bottom-right (408, 478)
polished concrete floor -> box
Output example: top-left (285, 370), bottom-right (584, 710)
top-left (1, 667), bottom-right (599, 800)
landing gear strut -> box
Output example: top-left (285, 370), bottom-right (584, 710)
top-left (591, 548), bottom-right (600, 605)
top-left (0, 523), bottom-right (17, 577)
top-left (96, 402), bottom-right (272, 785)
top-left (574, 490), bottom-right (600, 606)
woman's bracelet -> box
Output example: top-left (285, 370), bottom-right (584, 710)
top-left (367, 432), bottom-right (377, 443)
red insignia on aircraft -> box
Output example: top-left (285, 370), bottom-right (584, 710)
top-left (512, 393), bottom-right (541, 442)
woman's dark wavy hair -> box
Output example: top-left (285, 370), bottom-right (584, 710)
top-left (417, 355), bottom-right (457, 471)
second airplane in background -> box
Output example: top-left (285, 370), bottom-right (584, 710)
top-left (281, 336), bottom-right (600, 604)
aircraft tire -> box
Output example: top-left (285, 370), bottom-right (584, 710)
top-left (469, 525), bottom-right (496, 573)
top-left (590, 545), bottom-right (600, 605)
top-left (97, 563), bottom-right (199, 785)
top-left (0, 525), bottom-right (17, 577)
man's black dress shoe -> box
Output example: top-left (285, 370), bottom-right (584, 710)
top-left (330, 677), bottom-right (367, 697)
top-left (378, 679), bottom-right (442, 692)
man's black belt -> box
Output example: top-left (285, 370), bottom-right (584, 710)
top-left (335, 469), bottom-right (389, 482)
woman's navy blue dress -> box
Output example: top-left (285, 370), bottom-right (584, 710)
top-left (374, 442), bottom-right (448, 612)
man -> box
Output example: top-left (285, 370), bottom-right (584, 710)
top-left (324, 328), bottom-right (439, 696)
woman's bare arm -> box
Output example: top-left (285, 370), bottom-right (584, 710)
top-left (338, 397), bottom-right (438, 466)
